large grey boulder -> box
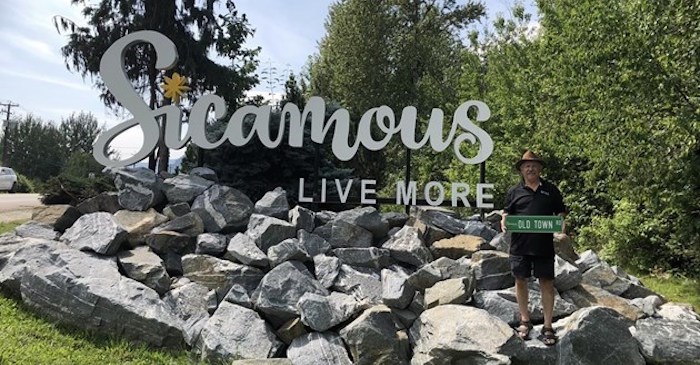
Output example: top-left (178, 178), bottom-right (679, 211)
top-left (332, 264), bottom-right (383, 304)
top-left (381, 268), bottom-right (415, 309)
top-left (630, 295), bottom-right (663, 317)
top-left (225, 233), bottom-right (269, 268)
top-left (560, 284), bottom-right (643, 321)
top-left (414, 209), bottom-right (466, 235)
top-left (462, 220), bottom-right (499, 241)
top-left (575, 249), bottom-right (601, 272)
top-left (382, 212), bottom-right (409, 228)
top-left (113, 208), bottom-right (169, 245)
top-left (108, 167), bottom-right (164, 211)
top-left (412, 218), bottom-right (452, 246)
top-left (195, 233), bottom-right (228, 256)
top-left (152, 212), bottom-right (204, 237)
top-left (198, 302), bottom-right (282, 363)
top-left (333, 247), bottom-right (393, 269)
top-left (189, 167), bottom-right (218, 182)
top-left (382, 226), bottom-right (433, 267)
top-left (329, 220), bottom-right (373, 248)
top-left (424, 276), bottom-right (475, 308)
top-left (76, 192), bottom-right (121, 215)
top-left (581, 262), bottom-right (631, 295)
top-left (409, 305), bottom-right (521, 364)
top-left (252, 261), bottom-right (328, 323)
top-left (20, 248), bottom-right (184, 347)
top-left (287, 332), bottom-right (352, 365)
top-left (554, 233), bottom-right (579, 264)
top-left (471, 250), bottom-right (514, 290)
top-left (298, 230), bottom-right (331, 256)
top-left (192, 185), bottom-right (254, 233)
top-left (339, 305), bottom-right (410, 365)
top-left (406, 263), bottom-right (443, 290)
top-left (162, 174), bottom-right (214, 204)
top-left (335, 206), bottom-right (390, 238)
top-left (254, 187), bottom-right (289, 220)
top-left (145, 230), bottom-right (192, 255)
top-left (297, 291), bottom-right (362, 331)
top-left (267, 238), bottom-right (310, 267)
top-left (489, 232), bottom-right (510, 253)
top-left (557, 306), bottom-right (644, 365)
top-left (472, 280), bottom-right (578, 326)
top-left (60, 212), bottom-right (128, 255)
top-left (247, 214), bottom-right (297, 253)
top-left (0, 239), bottom-right (56, 295)
top-left (14, 221), bottom-right (59, 240)
top-left (181, 254), bottom-right (264, 297)
top-left (276, 317), bottom-right (307, 345)
top-left (162, 202), bottom-right (191, 219)
top-left (656, 302), bottom-right (700, 321)
top-left (631, 317), bottom-right (700, 364)
top-left (314, 255), bottom-right (341, 289)
top-left (163, 282), bottom-right (211, 346)
top-left (31, 204), bottom-right (81, 233)
top-left (554, 254), bottom-right (582, 292)
top-left (117, 246), bottom-right (170, 295)
top-left (289, 206), bottom-right (315, 233)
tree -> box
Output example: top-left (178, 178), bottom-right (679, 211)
top-left (309, 0), bottom-right (485, 189)
top-left (2, 115), bottom-right (65, 181)
top-left (59, 112), bottom-right (103, 155)
top-left (55, 0), bottom-right (258, 172)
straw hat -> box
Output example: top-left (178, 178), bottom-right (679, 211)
top-left (515, 150), bottom-right (545, 170)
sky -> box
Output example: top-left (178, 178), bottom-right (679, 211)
top-left (0, 0), bottom-right (535, 162)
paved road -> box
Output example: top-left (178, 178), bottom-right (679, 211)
top-left (0, 193), bottom-right (43, 213)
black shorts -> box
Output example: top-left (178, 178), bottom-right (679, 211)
top-left (510, 255), bottom-right (555, 279)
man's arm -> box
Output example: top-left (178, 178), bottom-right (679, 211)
top-left (501, 212), bottom-right (508, 232)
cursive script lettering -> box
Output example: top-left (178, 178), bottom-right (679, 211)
top-left (95, 30), bottom-right (494, 167)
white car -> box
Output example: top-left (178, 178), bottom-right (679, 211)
top-left (0, 167), bottom-right (18, 192)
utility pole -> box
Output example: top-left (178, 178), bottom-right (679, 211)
top-left (0, 101), bottom-right (19, 166)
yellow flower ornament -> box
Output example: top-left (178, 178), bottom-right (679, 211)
top-left (161, 72), bottom-right (190, 104)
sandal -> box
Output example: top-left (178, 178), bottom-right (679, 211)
top-left (516, 320), bottom-right (533, 340)
top-left (541, 327), bottom-right (557, 346)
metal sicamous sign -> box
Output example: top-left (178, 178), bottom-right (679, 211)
top-left (94, 30), bottom-right (495, 208)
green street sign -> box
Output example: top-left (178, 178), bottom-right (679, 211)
top-left (505, 215), bottom-right (563, 233)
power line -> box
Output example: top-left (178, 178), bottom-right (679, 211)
top-left (0, 101), bottom-right (19, 166)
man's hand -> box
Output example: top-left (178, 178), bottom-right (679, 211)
top-left (501, 213), bottom-right (508, 232)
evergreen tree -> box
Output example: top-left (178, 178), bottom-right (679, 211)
top-left (55, 0), bottom-right (258, 172)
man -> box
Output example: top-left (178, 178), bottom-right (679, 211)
top-left (500, 150), bottom-right (567, 346)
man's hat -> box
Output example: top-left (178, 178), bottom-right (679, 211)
top-left (515, 150), bottom-right (545, 170)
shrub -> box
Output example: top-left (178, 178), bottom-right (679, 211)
top-left (14, 173), bottom-right (34, 193)
top-left (39, 173), bottom-right (113, 206)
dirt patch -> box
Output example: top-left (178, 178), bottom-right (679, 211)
top-left (0, 209), bottom-right (33, 224)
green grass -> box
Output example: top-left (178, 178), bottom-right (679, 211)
top-left (0, 220), bottom-right (200, 365)
top-left (0, 295), bottom-right (197, 365)
top-left (0, 220), bottom-right (25, 234)
top-left (635, 273), bottom-right (700, 312)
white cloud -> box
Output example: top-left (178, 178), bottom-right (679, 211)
top-left (0, 68), bottom-right (91, 91)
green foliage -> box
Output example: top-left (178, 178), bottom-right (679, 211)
top-left (309, 0), bottom-right (485, 186)
top-left (1, 115), bottom-right (65, 181)
top-left (39, 173), bottom-right (114, 206)
top-left (56, 0), bottom-right (259, 172)
top-left (632, 274), bottom-right (700, 312)
top-left (0, 221), bottom-right (24, 235)
top-left (14, 173), bottom-right (35, 193)
top-left (0, 295), bottom-right (195, 365)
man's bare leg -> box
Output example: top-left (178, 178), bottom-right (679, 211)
top-left (539, 278), bottom-right (555, 328)
top-left (515, 277), bottom-right (531, 338)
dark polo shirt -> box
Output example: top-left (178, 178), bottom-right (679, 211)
top-left (504, 179), bottom-right (567, 257)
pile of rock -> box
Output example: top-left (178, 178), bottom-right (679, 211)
top-left (1, 167), bottom-right (699, 364)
